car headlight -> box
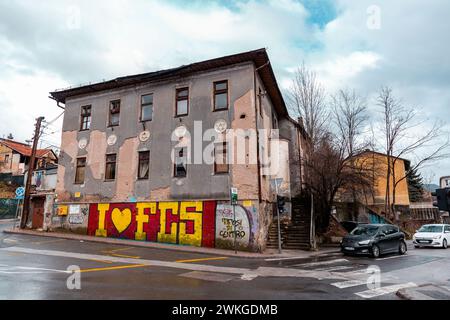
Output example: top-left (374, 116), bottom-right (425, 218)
top-left (433, 235), bottom-right (442, 239)
top-left (358, 240), bottom-right (371, 245)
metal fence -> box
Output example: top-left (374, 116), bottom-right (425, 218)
top-left (0, 198), bottom-right (19, 220)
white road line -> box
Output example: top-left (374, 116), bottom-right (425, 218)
top-left (355, 282), bottom-right (417, 299)
top-left (331, 280), bottom-right (368, 289)
top-left (316, 265), bottom-right (354, 272)
top-left (294, 258), bottom-right (349, 268)
top-left (376, 255), bottom-right (408, 261)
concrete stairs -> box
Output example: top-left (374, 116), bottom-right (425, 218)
top-left (266, 197), bottom-right (312, 250)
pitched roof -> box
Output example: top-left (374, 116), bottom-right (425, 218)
top-left (49, 48), bottom-right (290, 118)
top-left (0, 139), bottom-right (54, 158)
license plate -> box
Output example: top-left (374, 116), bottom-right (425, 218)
top-left (344, 247), bottom-right (355, 251)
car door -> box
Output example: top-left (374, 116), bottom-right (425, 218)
top-left (376, 226), bottom-right (390, 253)
top-left (384, 225), bottom-right (399, 253)
top-left (445, 225), bottom-right (450, 242)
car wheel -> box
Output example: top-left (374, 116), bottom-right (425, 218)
top-left (399, 241), bottom-right (407, 255)
top-left (371, 245), bottom-right (380, 258)
top-left (443, 239), bottom-right (448, 249)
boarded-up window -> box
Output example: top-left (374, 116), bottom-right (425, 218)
top-left (105, 154), bottom-right (116, 180)
top-left (75, 157), bottom-right (86, 184)
top-left (80, 105), bottom-right (92, 131)
top-left (141, 94), bottom-right (153, 121)
top-left (109, 100), bottom-right (121, 126)
top-left (174, 147), bottom-right (187, 177)
top-left (214, 80), bottom-right (228, 111)
top-left (175, 88), bottom-right (189, 116)
top-left (138, 151), bottom-right (150, 179)
top-left (214, 142), bottom-right (229, 174)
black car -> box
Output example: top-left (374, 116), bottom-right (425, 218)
top-left (340, 224), bottom-right (407, 258)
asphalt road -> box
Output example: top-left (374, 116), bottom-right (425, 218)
top-left (1, 220), bottom-right (450, 300)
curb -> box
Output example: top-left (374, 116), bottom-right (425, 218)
top-left (2, 229), bottom-right (339, 259)
top-left (396, 288), bottom-right (413, 300)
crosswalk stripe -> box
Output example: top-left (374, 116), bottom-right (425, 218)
top-left (355, 282), bottom-right (417, 299)
top-left (331, 279), bottom-right (367, 289)
top-left (316, 265), bottom-right (354, 272)
top-left (294, 258), bottom-right (349, 268)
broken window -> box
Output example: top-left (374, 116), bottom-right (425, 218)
top-left (80, 105), bottom-right (92, 131)
top-left (75, 157), bottom-right (86, 184)
top-left (141, 94), bottom-right (153, 122)
top-left (138, 151), bottom-right (150, 179)
top-left (174, 147), bottom-right (187, 178)
top-left (214, 80), bottom-right (228, 111)
top-left (109, 100), bottom-right (121, 126)
top-left (105, 154), bottom-right (116, 180)
top-left (214, 142), bottom-right (229, 174)
top-left (175, 88), bottom-right (189, 116)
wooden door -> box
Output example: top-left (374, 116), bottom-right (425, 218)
top-left (31, 197), bottom-right (45, 229)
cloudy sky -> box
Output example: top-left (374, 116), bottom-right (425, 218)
top-left (0, 0), bottom-right (449, 183)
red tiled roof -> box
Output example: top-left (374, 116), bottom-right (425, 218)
top-left (0, 139), bottom-right (52, 158)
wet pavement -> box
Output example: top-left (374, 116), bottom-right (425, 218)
top-left (1, 220), bottom-right (450, 300)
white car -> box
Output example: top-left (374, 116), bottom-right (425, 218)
top-left (413, 224), bottom-right (450, 249)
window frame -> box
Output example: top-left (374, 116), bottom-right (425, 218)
top-left (213, 80), bottom-right (229, 111)
top-left (137, 150), bottom-right (150, 180)
top-left (74, 157), bottom-right (86, 185)
top-left (108, 99), bottom-right (121, 127)
top-left (140, 94), bottom-right (154, 122)
top-left (214, 141), bottom-right (229, 174)
top-left (175, 87), bottom-right (189, 117)
top-left (173, 147), bottom-right (187, 178)
top-left (104, 153), bottom-right (117, 181)
top-left (80, 105), bottom-right (92, 131)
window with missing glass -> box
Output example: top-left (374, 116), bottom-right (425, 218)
top-left (141, 94), bottom-right (153, 122)
top-left (105, 154), bottom-right (116, 180)
top-left (138, 151), bottom-right (150, 179)
top-left (214, 142), bottom-right (229, 174)
top-left (109, 100), bottom-right (121, 126)
top-left (75, 157), bottom-right (86, 184)
top-left (174, 147), bottom-right (187, 177)
top-left (175, 88), bottom-right (189, 116)
top-left (214, 81), bottom-right (228, 111)
top-left (80, 105), bottom-right (92, 131)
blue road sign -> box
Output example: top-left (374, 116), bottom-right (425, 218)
top-left (15, 187), bottom-right (25, 198)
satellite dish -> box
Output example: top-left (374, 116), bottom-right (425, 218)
top-left (139, 131), bottom-right (151, 142)
top-left (174, 126), bottom-right (187, 138)
top-left (214, 119), bottom-right (228, 134)
top-left (78, 138), bottom-right (88, 150)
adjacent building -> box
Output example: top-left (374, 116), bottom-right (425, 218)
top-left (48, 49), bottom-right (308, 252)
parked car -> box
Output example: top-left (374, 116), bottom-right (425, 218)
top-left (340, 224), bottom-right (407, 258)
top-left (413, 224), bottom-right (450, 249)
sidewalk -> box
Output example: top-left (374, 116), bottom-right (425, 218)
top-left (3, 228), bottom-right (340, 259)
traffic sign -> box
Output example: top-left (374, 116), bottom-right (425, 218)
top-left (15, 187), bottom-right (25, 198)
top-left (230, 187), bottom-right (238, 205)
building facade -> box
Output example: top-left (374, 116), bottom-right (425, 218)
top-left (49, 49), bottom-right (308, 252)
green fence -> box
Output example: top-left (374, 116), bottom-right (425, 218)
top-left (0, 198), bottom-right (19, 220)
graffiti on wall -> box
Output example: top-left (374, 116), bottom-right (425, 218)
top-left (87, 201), bottom-right (216, 247)
top-left (215, 204), bottom-right (252, 249)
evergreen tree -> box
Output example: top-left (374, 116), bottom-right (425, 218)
top-left (407, 167), bottom-right (425, 202)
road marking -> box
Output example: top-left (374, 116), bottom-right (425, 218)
top-left (110, 253), bottom-right (141, 259)
top-left (175, 257), bottom-right (228, 263)
top-left (180, 271), bottom-right (236, 282)
top-left (2, 239), bottom-right (17, 243)
top-left (89, 259), bottom-right (114, 264)
top-left (376, 255), bottom-right (408, 261)
top-left (294, 258), bottom-right (349, 268)
top-left (0, 265), bottom-right (70, 274)
top-left (331, 279), bottom-right (368, 289)
top-left (355, 282), bottom-right (417, 299)
top-left (265, 256), bottom-right (312, 262)
top-left (80, 264), bottom-right (147, 273)
top-left (31, 239), bottom-right (66, 245)
top-left (316, 265), bottom-right (354, 272)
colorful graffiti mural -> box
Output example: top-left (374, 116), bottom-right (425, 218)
top-left (85, 201), bottom-right (255, 249)
top-left (87, 201), bottom-right (217, 247)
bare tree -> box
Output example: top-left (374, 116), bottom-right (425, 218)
top-left (288, 63), bottom-right (328, 148)
top-left (378, 87), bottom-right (450, 219)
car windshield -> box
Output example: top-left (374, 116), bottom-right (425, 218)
top-left (418, 225), bottom-right (443, 233)
top-left (351, 226), bottom-right (379, 236)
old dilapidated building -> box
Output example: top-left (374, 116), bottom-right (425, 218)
top-left (49, 48), bottom-right (308, 252)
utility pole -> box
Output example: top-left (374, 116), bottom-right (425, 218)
top-left (20, 116), bottom-right (45, 229)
